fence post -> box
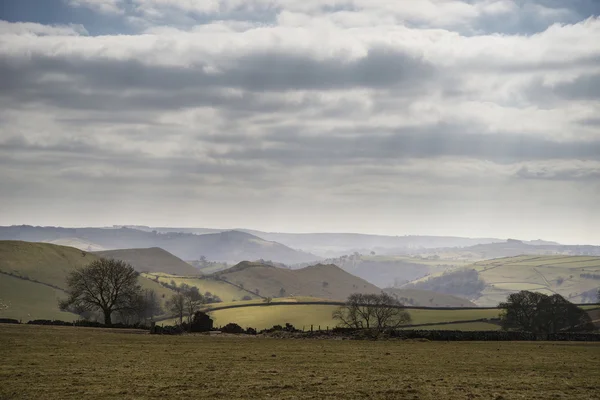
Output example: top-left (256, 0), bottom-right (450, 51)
top-left (311, 325), bottom-right (313, 332)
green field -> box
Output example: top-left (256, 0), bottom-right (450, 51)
top-left (0, 274), bottom-right (78, 322)
top-left (1, 325), bottom-right (599, 400)
top-left (143, 273), bottom-right (259, 303)
top-left (205, 304), bottom-right (502, 330)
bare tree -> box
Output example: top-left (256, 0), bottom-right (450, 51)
top-left (167, 293), bottom-right (185, 325)
top-left (333, 293), bottom-right (411, 331)
top-left (184, 288), bottom-right (204, 325)
top-left (59, 258), bottom-right (141, 325)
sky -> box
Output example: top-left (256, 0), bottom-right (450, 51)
top-left (0, 0), bottom-right (599, 244)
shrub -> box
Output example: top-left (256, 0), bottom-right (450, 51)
top-left (221, 323), bottom-right (245, 334)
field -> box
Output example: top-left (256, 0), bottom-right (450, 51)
top-left (206, 303), bottom-right (502, 330)
top-left (0, 274), bottom-right (78, 322)
top-left (143, 273), bottom-right (259, 302)
top-left (1, 325), bottom-right (599, 400)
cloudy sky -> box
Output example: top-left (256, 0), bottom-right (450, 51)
top-left (0, 0), bottom-right (599, 244)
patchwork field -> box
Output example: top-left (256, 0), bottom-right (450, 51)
top-left (1, 325), bottom-right (599, 400)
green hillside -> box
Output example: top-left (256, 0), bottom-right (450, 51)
top-left (0, 274), bottom-right (78, 321)
top-left (142, 273), bottom-right (260, 303)
top-left (0, 241), bottom-right (177, 321)
top-left (0, 241), bottom-right (101, 289)
top-left (95, 247), bottom-right (199, 276)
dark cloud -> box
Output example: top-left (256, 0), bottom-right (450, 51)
top-left (0, 48), bottom-right (434, 110)
top-left (210, 125), bottom-right (600, 165)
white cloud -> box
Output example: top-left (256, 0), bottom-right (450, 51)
top-left (1, 4), bottom-right (599, 242)
top-left (0, 21), bottom-right (88, 36)
top-left (66, 0), bottom-right (125, 14)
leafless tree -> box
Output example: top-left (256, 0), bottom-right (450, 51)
top-left (167, 293), bottom-right (185, 325)
top-left (333, 293), bottom-right (411, 331)
top-left (184, 288), bottom-right (204, 325)
top-left (59, 258), bottom-right (141, 325)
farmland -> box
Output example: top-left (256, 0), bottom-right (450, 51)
top-left (1, 324), bottom-right (599, 399)
top-left (203, 302), bottom-right (502, 330)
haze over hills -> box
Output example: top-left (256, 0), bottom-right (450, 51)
top-left (0, 226), bottom-right (319, 265)
top-left (119, 225), bottom-right (506, 256)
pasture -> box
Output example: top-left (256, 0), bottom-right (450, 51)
top-left (1, 325), bottom-right (599, 399)
top-left (205, 303), bottom-right (503, 330)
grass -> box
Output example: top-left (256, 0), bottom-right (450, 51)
top-left (0, 274), bottom-right (78, 322)
top-left (1, 324), bottom-right (599, 400)
top-left (144, 274), bottom-right (258, 302)
top-left (206, 304), bottom-right (502, 330)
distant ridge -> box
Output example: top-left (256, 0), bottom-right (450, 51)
top-left (0, 226), bottom-right (321, 265)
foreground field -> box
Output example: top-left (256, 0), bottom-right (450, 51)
top-left (1, 325), bottom-right (599, 400)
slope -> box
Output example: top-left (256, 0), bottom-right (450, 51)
top-left (0, 274), bottom-right (79, 322)
top-left (0, 241), bottom-right (177, 321)
top-left (407, 255), bottom-right (600, 307)
top-left (384, 288), bottom-right (477, 307)
top-left (214, 262), bottom-right (381, 300)
top-left (95, 247), bottom-right (198, 276)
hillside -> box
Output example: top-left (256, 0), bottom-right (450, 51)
top-left (0, 226), bottom-right (320, 265)
top-left (407, 255), bottom-right (600, 306)
top-left (95, 247), bottom-right (198, 275)
top-left (142, 273), bottom-right (260, 303)
top-left (383, 288), bottom-right (477, 307)
top-left (214, 262), bottom-right (380, 300)
top-left (0, 241), bottom-right (177, 321)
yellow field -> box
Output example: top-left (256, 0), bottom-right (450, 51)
top-left (206, 304), bottom-right (502, 330)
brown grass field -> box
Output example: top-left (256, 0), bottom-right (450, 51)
top-left (1, 325), bottom-right (599, 400)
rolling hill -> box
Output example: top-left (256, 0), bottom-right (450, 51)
top-left (95, 247), bottom-right (198, 275)
top-left (213, 261), bottom-right (381, 300)
top-left (384, 288), bottom-right (477, 307)
top-left (0, 226), bottom-right (320, 264)
top-left (0, 241), bottom-right (177, 321)
top-left (407, 255), bottom-right (600, 306)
